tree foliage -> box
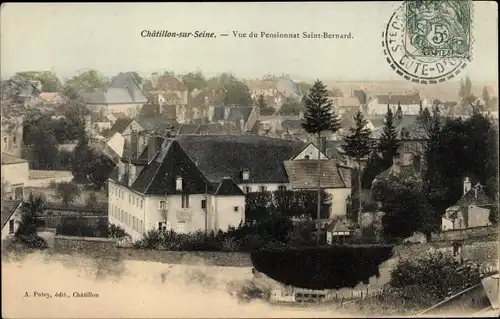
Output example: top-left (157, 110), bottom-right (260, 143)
top-left (381, 176), bottom-right (438, 239)
top-left (62, 69), bottom-right (108, 102)
top-left (14, 71), bottom-right (62, 92)
top-left (343, 111), bottom-right (374, 162)
top-left (208, 73), bottom-right (252, 106)
top-left (301, 79), bottom-right (340, 135)
top-left (71, 136), bottom-right (116, 189)
top-left (390, 252), bottom-right (491, 301)
top-left (378, 106), bottom-right (399, 164)
top-left (55, 182), bottom-right (81, 207)
top-left (245, 190), bottom-right (332, 222)
top-left (181, 70), bottom-right (207, 93)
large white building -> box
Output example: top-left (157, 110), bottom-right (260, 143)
top-left (107, 136), bottom-right (245, 241)
top-left (107, 133), bottom-right (353, 240)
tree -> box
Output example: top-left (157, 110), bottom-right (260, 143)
top-left (55, 182), bottom-right (81, 207)
top-left (15, 71), bottom-right (62, 92)
top-left (62, 69), bottom-right (108, 102)
top-left (163, 70), bottom-right (176, 76)
top-left (378, 106), bottom-right (399, 164)
top-left (181, 70), bottom-right (207, 93)
top-left (458, 76), bottom-right (476, 108)
top-left (418, 106), bottom-right (443, 192)
top-left (342, 111), bottom-right (374, 233)
top-left (16, 194), bottom-right (45, 238)
top-left (301, 79), bottom-right (340, 244)
top-left (208, 73), bottom-right (252, 106)
top-left (85, 148), bottom-right (116, 189)
top-left (31, 126), bottom-right (59, 169)
top-left (482, 85), bottom-right (491, 107)
top-left (381, 176), bottom-right (438, 239)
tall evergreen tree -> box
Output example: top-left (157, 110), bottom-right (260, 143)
top-left (378, 106), bottom-right (399, 164)
top-left (301, 79), bottom-right (340, 243)
top-left (342, 111), bottom-right (373, 234)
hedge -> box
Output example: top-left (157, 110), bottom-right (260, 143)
top-left (250, 244), bottom-right (394, 290)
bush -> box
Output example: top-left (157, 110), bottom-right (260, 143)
top-left (108, 224), bottom-right (131, 239)
top-left (251, 244), bottom-right (394, 290)
top-left (389, 251), bottom-right (489, 300)
top-left (17, 235), bottom-right (48, 249)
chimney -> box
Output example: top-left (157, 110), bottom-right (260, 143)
top-left (148, 135), bottom-right (162, 162)
top-left (299, 110), bottom-right (304, 119)
top-left (240, 118), bottom-right (245, 132)
top-left (463, 177), bottom-right (471, 195)
top-left (151, 72), bottom-right (159, 89)
top-left (474, 183), bottom-right (482, 199)
top-left (224, 106), bottom-right (231, 120)
top-left (131, 130), bottom-right (139, 159)
top-left (128, 161), bottom-right (136, 187)
top-left (118, 161), bottom-right (125, 182)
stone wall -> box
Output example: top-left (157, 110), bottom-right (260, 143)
top-left (53, 235), bottom-right (118, 259)
top-left (117, 248), bottom-right (252, 267)
top-left (431, 226), bottom-right (498, 242)
top-left (393, 240), bottom-right (498, 266)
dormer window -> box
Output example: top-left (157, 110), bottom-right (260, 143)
top-left (242, 169), bottom-right (249, 181)
top-left (305, 155), bottom-right (310, 160)
top-left (176, 177), bottom-right (183, 191)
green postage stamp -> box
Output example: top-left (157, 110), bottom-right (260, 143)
top-left (383, 0), bottom-right (473, 84)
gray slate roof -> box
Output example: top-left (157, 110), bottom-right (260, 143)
top-left (173, 135), bottom-right (305, 184)
top-left (110, 138), bottom-right (213, 195)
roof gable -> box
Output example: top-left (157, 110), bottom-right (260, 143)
top-left (130, 138), bottom-right (212, 195)
top-left (215, 177), bottom-right (245, 196)
top-left (284, 159), bottom-right (348, 189)
top-left (290, 142), bottom-right (328, 160)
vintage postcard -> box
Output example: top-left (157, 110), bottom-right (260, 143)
top-left (1, 1), bottom-right (498, 318)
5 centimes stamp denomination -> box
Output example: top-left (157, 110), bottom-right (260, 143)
top-left (382, 0), bottom-right (474, 84)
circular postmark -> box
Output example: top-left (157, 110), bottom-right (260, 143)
top-left (382, 0), bottom-right (473, 84)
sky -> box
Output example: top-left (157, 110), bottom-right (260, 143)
top-left (1, 2), bottom-right (498, 82)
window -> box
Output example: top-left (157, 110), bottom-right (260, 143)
top-left (234, 206), bottom-right (239, 212)
top-left (140, 220), bottom-right (144, 232)
top-left (242, 169), bottom-right (250, 181)
top-left (12, 135), bottom-right (17, 146)
top-left (201, 199), bottom-right (207, 209)
top-left (8, 220), bottom-right (14, 233)
top-left (181, 194), bottom-right (190, 208)
top-left (133, 197), bottom-right (135, 206)
top-left (3, 136), bottom-right (7, 144)
top-left (304, 155), bottom-right (310, 160)
top-left (260, 186), bottom-right (267, 192)
top-left (159, 200), bottom-right (167, 210)
top-left (176, 177), bottom-right (183, 191)
top-left (176, 221), bottom-right (187, 234)
top-left (140, 200), bottom-right (143, 209)
top-left (278, 185), bottom-right (286, 191)
top-left (158, 222), bottom-right (167, 231)
top-left (244, 186), bottom-right (251, 193)
top-left (129, 194), bottom-right (131, 204)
